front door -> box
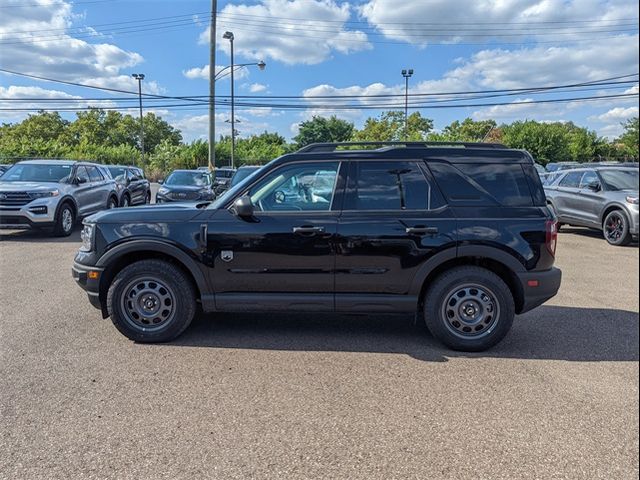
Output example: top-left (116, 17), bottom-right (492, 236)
top-left (206, 161), bottom-right (344, 312)
top-left (335, 160), bottom-right (457, 312)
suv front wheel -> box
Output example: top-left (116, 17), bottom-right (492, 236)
top-left (53, 202), bottom-right (75, 237)
top-left (424, 266), bottom-right (515, 352)
top-left (106, 259), bottom-right (197, 342)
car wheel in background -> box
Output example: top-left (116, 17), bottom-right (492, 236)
top-left (106, 259), bottom-right (197, 342)
top-left (53, 203), bottom-right (75, 237)
top-left (603, 210), bottom-right (632, 246)
top-left (424, 266), bottom-right (515, 352)
top-left (121, 194), bottom-right (130, 207)
top-left (107, 196), bottom-right (118, 210)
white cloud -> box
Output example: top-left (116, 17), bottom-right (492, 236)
top-left (0, 0), bottom-right (160, 94)
top-left (182, 65), bottom-right (249, 81)
top-left (198, 0), bottom-right (371, 65)
top-left (360, 0), bottom-right (639, 46)
top-left (590, 106), bottom-right (639, 123)
top-left (248, 83), bottom-right (268, 93)
top-left (171, 112), bottom-right (272, 142)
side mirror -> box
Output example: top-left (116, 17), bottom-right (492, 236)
top-left (587, 181), bottom-right (601, 192)
top-left (233, 195), bottom-right (254, 218)
top-left (157, 179), bottom-right (164, 184)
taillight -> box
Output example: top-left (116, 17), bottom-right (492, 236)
top-left (545, 220), bottom-right (558, 257)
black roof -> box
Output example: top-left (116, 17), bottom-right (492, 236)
top-left (284, 141), bottom-right (532, 164)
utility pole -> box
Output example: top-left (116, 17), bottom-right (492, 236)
top-left (223, 31), bottom-right (235, 169)
top-left (131, 73), bottom-right (145, 165)
top-left (401, 69), bottom-right (413, 140)
top-left (208, 0), bottom-right (217, 171)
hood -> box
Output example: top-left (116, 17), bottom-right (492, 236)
top-left (86, 202), bottom-right (207, 224)
top-left (0, 181), bottom-right (65, 192)
top-left (159, 184), bottom-right (209, 192)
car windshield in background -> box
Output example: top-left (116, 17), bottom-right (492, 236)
top-left (165, 171), bottom-right (210, 186)
top-left (599, 169), bottom-right (639, 191)
top-left (1, 163), bottom-right (73, 183)
top-left (230, 167), bottom-right (261, 187)
top-left (107, 167), bottom-right (127, 181)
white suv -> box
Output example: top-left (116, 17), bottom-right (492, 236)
top-left (0, 159), bottom-right (118, 236)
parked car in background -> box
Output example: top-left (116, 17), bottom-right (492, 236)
top-left (229, 165), bottom-right (262, 188)
top-left (545, 166), bottom-right (639, 246)
top-left (546, 162), bottom-right (580, 172)
top-left (156, 169), bottom-right (214, 203)
top-left (0, 165), bottom-right (10, 176)
top-left (73, 141), bottom-right (561, 352)
top-left (0, 159), bottom-right (118, 236)
top-left (533, 163), bottom-right (546, 175)
top-left (539, 171), bottom-right (562, 186)
top-left (106, 165), bottom-right (151, 207)
top-left (213, 167), bottom-right (236, 195)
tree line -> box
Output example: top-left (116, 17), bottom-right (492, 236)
top-left (1, 109), bottom-right (637, 178)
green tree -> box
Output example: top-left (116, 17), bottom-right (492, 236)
top-left (618, 117), bottom-right (639, 158)
top-left (293, 116), bottom-right (354, 147)
top-left (429, 118), bottom-right (497, 142)
top-left (501, 121), bottom-right (572, 165)
top-left (353, 111), bottom-right (433, 142)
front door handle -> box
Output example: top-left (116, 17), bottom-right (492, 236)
top-left (406, 226), bottom-right (438, 235)
top-left (293, 226), bottom-right (325, 235)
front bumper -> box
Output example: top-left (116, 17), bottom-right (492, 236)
top-left (517, 267), bottom-right (562, 314)
top-left (72, 261), bottom-right (104, 312)
top-left (0, 197), bottom-right (59, 229)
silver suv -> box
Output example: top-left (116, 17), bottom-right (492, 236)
top-left (0, 159), bottom-right (118, 236)
top-left (544, 166), bottom-right (639, 246)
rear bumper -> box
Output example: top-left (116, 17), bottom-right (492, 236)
top-left (517, 267), bottom-right (562, 314)
top-left (72, 261), bottom-right (104, 311)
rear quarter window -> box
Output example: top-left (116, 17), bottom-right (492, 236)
top-left (429, 162), bottom-right (534, 207)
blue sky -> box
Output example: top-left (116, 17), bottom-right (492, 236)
top-left (0, 0), bottom-right (638, 142)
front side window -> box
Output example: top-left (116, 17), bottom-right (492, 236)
top-left (87, 166), bottom-right (103, 182)
top-left (559, 171), bottom-right (583, 188)
top-left (248, 162), bottom-right (339, 212)
top-left (345, 161), bottom-right (439, 210)
top-left (75, 166), bottom-right (90, 183)
top-left (580, 170), bottom-right (598, 188)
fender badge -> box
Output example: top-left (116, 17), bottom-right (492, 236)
top-left (221, 250), bottom-right (234, 262)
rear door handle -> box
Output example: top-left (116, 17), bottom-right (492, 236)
top-left (293, 226), bottom-right (325, 235)
top-left (406, 226), bottom-right (438, 235)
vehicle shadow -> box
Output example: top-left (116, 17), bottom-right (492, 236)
top-left (0, 227), bottom-right (81, 243)
top-left (170, 305), bottom-right (639, 363)
top-left (560, 226), bottom-right (639, 246)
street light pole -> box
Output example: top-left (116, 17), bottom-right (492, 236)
top-left (131, 73), bottom-right (145, 165)
top-left (223, 31), bottom-right (235, 169)
top-left (401, 68), bottom-right (413, 140)
top-left (208, 0), bottom-right (217, 171)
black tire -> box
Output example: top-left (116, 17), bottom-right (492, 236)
top-left (53, 202), bottom-right (75, 237)
top-left (106, 259), bottom-right (197, 342)
top-left (603, 210), bottom-right (632, 246)
top-left (107, 195), bottom-right (118, 210)
top-left (424, 266), bottom-right (515, 352)
top-left (121, 193), bottom-right (130, 207)
top-left (145, 191), bottom-right (151, 204)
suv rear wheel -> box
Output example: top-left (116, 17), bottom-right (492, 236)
top-left (106, 259), bottom-right (197, 342)
top-left (424, 266), bottom-right (515, 352)
top-left (53, 202), bottom-right (75, 236)
top-left (603, 210), bottom-right (632, 246)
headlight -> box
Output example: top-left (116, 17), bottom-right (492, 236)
top-left (158, 187), bottom-right (169, 195)
top-left (626, 196), bottom-right (639, 205)
top-left (29, 189), bottom-right (59, 199)
top-left (80, 223), bottom-right (95, 252)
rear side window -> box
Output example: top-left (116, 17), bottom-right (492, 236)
top-left (345, 161), bottom-right (444, 211)
top-left (429, 163), bottom-right (533, 206)
top-left (559, 171), bottom-right (582, 188)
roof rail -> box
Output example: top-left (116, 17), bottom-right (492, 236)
top-left (296, 141), bottom-right (508, 153)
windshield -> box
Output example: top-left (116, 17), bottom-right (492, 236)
top-left (165, 171), bottom-right (211, 187)
top-left (1, 163), bottom-right (73, 183)
top-left (108, 167), bottom-right (127, 181)
top-left (210, 164), bottom-right (268, 209)
top-left (230, 167), bottom-right (260, 187)
top-left (599, 169), bottom-right (639, 191)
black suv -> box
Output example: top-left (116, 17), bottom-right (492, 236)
top-left (106, 165), bottom-right (151, 207)
top-left (72, 142), bottom-right (561, 352)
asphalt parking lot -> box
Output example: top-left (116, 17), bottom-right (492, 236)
top-left (0, 226), bottom-right (638, 479)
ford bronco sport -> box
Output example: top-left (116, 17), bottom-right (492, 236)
top-left (72, 142), bottom-right (561, 351)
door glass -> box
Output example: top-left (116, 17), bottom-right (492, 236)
top-left (346, 161), bottom-right (440, 210)
top-left (75, 166), bottom-right (89, 183)
top-left (580, 171), bottom-right (598, 188)
top-left (248, 162), bottom-right (339, 212)
top-left (87, 166), bottom-right (103, 182)
top-left (558, 171), bottom-right (582, 188)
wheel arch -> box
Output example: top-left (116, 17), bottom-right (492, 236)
top-left (600, 202), bottom-right (628, 226)
top-left (96, 240), bottom-right (211, 317)
top-left (412, 246), bottom-right (526, 314)
top-left (54, 195), bottom-right (78, 219)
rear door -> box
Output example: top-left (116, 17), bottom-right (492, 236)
top-left (86, 165), bottom-right (109, 212)
top-left (334, 160), bottom-right (457, 312)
